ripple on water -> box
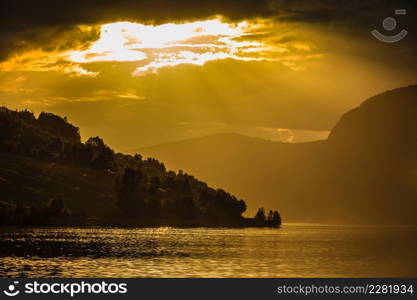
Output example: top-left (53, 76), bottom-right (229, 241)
top-left (0, 225), bottom-right (416, 277)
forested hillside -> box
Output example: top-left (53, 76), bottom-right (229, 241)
top-left (0, 107), bottom-right (280, 227)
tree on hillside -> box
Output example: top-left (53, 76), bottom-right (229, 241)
top-left (85, 137), bottom-right (115, 170)
top-left (272, 211), bottom-right (282, 227)
top-left (147, 176), bottom-right (162, 218)
top-left (116, 168), bottom-right (146, 217)
top-left (255, 207), bottom-right (266, 222)
top-left (267, 210), bottom-right (274, 222)
top-left (38, 112), bottom-right (80, 142)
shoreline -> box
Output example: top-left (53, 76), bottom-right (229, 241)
top-left (0, 216), bottom-right (281, 229)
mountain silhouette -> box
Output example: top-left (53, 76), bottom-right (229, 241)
top-left (0, 107), bottom-right (280, 227)
top-left (137, 85), bottom-right (417, 224)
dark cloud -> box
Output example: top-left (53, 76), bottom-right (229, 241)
top-left (0, 0), bottom-right (271, 60)
top-left (271, 0), bottom-right (416, 24)
top-left (1, 0), bottom-right (416, 61)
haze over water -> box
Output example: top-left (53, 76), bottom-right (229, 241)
top-left (1, 224), bottom-right (416, 278)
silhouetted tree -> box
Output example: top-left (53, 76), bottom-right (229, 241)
top-left (267, 210), bottom-right (273, 222)
top-left (117, 168), bottom-right (146, 217)
top-left (272, 211), bottom-right (282, 227)
top-left (237, 200), bottom-right (247, 215)
top-left (85, 137), bottom-right (115, 170)
top-left (255, 207), bottom-right (266, 222)
top-left (38, 112), bottom-right (80, 142)
top-left (147, 176), bottom-right (162, 218)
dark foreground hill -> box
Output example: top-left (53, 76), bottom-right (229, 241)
top-left (137, 85), bottom-right (417, 224)
top-left (0, 107), bottom-right (280, 227)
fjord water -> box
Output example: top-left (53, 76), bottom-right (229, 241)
top-left (1, 224), bottom-right (416, 277)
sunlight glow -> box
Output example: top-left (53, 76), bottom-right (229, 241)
top-left (0, 17), bottom-right (318, 77)
top-left (66, 19), bottom-right (268, 75)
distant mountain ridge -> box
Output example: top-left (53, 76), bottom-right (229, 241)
top-left (136, 85), bottom-right (417, 224)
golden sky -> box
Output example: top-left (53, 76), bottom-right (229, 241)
top-left (1, 1), bottom-right (416, 150)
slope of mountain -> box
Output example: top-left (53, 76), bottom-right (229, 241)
top-left (135, 133), bottom-right (323, 217)
top-left (0, 107), bottom-right (280, 227)
top-left (136, 86), bottom-right (417, 224)
top-left (329, 85), bottom-right (417, 152)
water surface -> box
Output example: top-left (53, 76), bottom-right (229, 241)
top-left (1, 224), bottom-right (416, 277)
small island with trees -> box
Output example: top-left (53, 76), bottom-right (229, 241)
top-left (0, 107), bottom-right (281, 228)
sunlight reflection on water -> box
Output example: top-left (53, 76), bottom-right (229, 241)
top-left (0, 224), bottom-right (416, 277)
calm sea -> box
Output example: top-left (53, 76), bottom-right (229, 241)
top-left (1, 224), bottom-right (416, 277)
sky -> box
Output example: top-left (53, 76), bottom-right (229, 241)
top-left (0, 0), bottom-right (416, 151)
